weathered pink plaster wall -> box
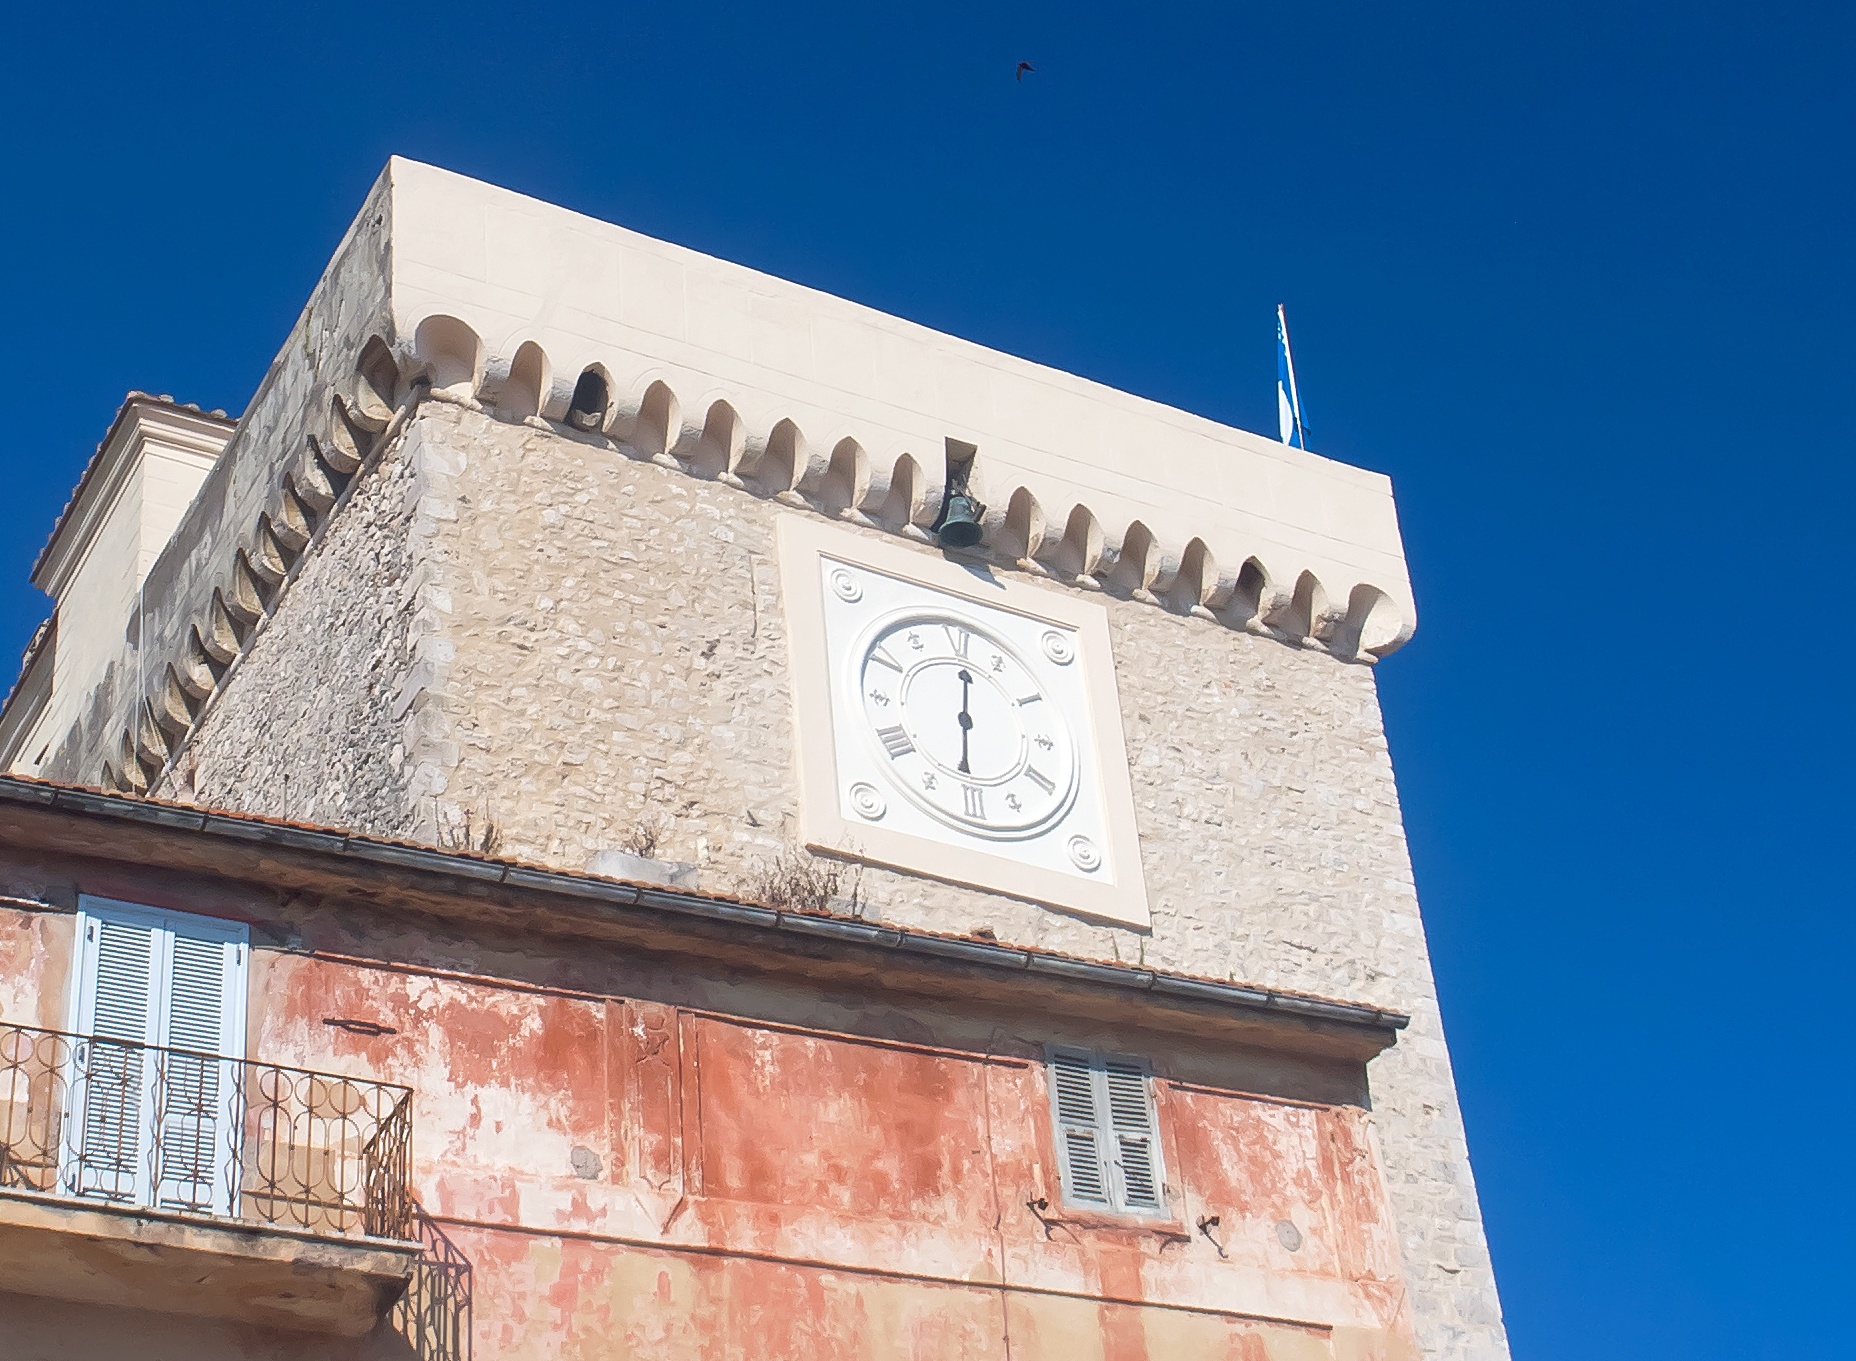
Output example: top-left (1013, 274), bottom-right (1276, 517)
top-left (0, 852), bottom-right (1417, 1361)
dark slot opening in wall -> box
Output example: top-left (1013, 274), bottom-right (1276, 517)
top-left (566, 370), bottom-right (610, 432)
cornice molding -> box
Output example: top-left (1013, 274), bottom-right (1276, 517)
top-left (398, 317), bottom-right (1412, 662)
top-left (0, 772), bottom-right (1411, 1057)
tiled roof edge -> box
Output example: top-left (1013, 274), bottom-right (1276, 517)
top-left (0, 773), bottom-right (1410, 1036)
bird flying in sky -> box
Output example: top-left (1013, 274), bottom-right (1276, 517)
top-left (1016, 61), bottom-right (1035, 81)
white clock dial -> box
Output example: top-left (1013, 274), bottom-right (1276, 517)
top-left (782, 517), bottom-right (1149, 926)
top-left (855, 615), bottom-right (1078, 839)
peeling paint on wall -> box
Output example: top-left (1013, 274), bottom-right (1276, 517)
top-left (0, 850), bottom-right (1423, 1361)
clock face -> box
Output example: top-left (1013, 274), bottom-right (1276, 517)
top-left (855, 614), bottom-right (1078, 839)
top-left (816, 552), bottom-right (1114, 885)
top-left (780, 514), bottom-right (1148, 927)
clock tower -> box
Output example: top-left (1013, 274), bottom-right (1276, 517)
top-left (0, 159), bottom-right (1510, 1360)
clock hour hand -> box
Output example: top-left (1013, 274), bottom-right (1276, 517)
top-left (956, 668), bottom-right (974, 774)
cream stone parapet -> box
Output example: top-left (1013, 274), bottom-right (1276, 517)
top-left (384, 158), bottom-right (1416, 658)
top-left (14, 156), bottom-right (1417, 800)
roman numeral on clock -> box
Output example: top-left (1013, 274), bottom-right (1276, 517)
top-left (962, 785), bottom-right (985, 818)
top-left (1024, 766), bottom-right (1055, 794)
top-left (946, 626), bottom-right (972, 657)
top-left (876, 725), bottom-right (914, 758)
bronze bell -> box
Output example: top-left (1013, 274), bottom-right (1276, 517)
top-left (936, 491), bottom-right (986, 549)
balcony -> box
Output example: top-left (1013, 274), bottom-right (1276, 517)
top-left (0, 1021), bottom-right (421, 1335)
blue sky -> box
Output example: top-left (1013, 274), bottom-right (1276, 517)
top-left (3, 3), bottom-right (1852, 1356)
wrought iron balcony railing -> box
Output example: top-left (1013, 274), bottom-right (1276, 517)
top-left (0, 1021), bottom-right (414, 1242)
top-left (394, 1205), bottom-right (475, 1361)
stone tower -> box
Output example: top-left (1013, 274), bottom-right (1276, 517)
top-left (0, 159), bottom-right (1508, 1359)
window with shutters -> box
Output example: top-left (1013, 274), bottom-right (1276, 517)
top-left (1046, 1046), bottom-right (1166, 1216)
top-left (62, 896), bottom-right (248, 1214)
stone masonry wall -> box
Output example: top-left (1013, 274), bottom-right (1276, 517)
top-left (155, 397), bottom-right (1506, 1359)
top-left (161, 419), bottom-right (423, 835)
top-left (406, 402), bottom-right (1507, 1360)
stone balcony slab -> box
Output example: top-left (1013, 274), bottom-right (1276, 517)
top-left (0, 1188), bottom-right (418, 1335)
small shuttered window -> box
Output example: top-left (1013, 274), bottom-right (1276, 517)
top-left (1047, 1047), bottom-right (1166, 1215)
top-left (65, 897), bottom-right (248, 1213)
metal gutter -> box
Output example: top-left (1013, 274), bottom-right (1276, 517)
top-left (0, 775), bottom-right (1410, 1036)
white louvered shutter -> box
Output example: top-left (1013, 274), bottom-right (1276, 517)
top-left (1103, 1059), bottom-right (1163, 1211)
top-left (154, 931), bottom-right (245, 1213)
top-left (70, 914), bottom-right (160, 1201)
top-left (1050, 1049), bottom-right (1110, 1206)
top-left (66, 899), bottom-right (248, 1214)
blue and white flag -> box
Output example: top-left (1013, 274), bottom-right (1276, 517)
top-left (1276, 304), bottom-right (1307, 449)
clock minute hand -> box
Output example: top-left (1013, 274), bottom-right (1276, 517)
top-left (956, 668), bottom-right (974, 774)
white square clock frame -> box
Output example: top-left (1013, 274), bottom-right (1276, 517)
top-left (778, 515), bottom-right (1150, 928)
